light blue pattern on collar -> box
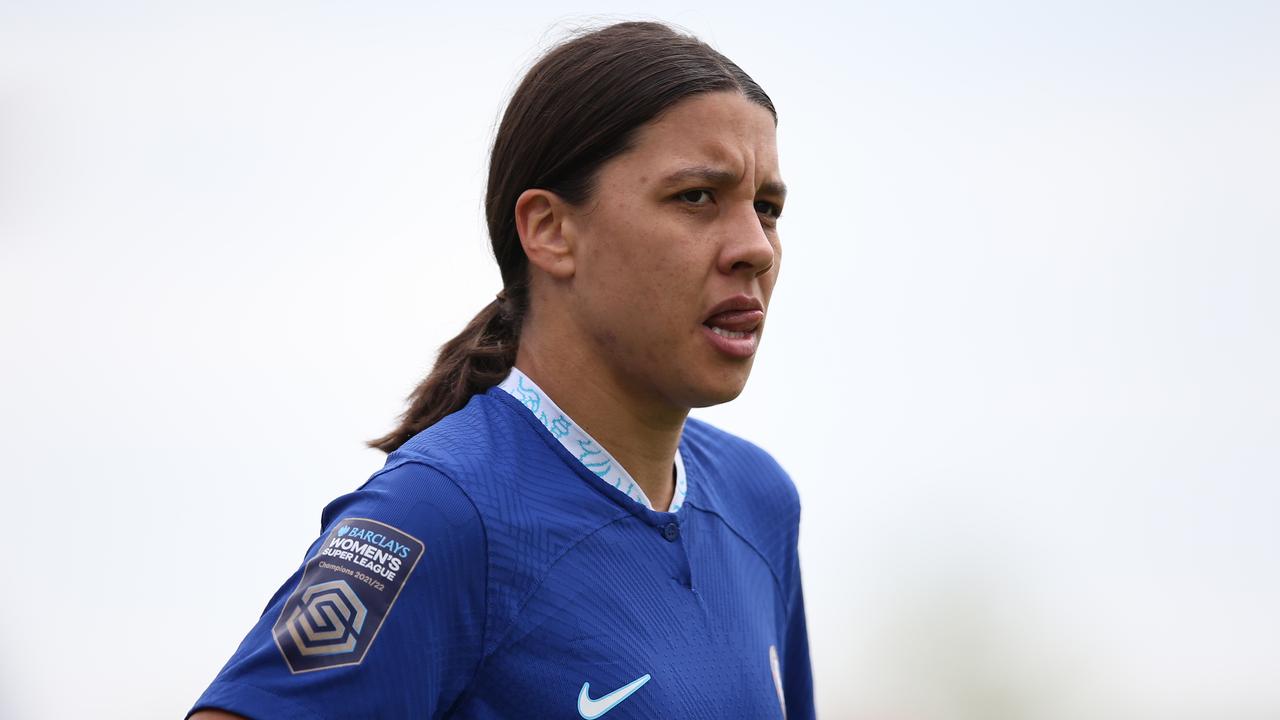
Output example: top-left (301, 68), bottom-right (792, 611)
top-left (496, 366), bottom-right (687, 513)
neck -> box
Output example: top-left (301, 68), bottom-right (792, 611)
top-left (514, 333), bottom-right (687, 512)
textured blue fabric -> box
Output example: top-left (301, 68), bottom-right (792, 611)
top-left (190, 387), bottom-right (814, 719)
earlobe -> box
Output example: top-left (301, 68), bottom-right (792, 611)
top-left (514, 188), bottom-right (576, 280)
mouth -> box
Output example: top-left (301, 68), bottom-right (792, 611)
top-left (701, 295), bottom-right (765, 358)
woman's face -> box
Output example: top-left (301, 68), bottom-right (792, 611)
top-left (564, 90), bottom-right (785, 412)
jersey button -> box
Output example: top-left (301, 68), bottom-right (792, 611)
top-left (661, 522), bottom-right (680, 542)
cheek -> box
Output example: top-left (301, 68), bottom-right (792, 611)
top-left (577, 201), bottom-right (712, 347)
top-left (578, 237), bottom-right (657, 330)
top-left (591, 214), bottom-right (693, 302)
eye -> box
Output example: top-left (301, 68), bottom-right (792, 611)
top-left (677, 189), bottom-right (714, 205)
top-left (755, 200), bottom-right (783, 220)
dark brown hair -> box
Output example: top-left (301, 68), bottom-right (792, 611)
top-left (368, 20), bottom-right (776, 453)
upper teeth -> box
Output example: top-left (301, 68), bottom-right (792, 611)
top-left (711, 326), bottom-right (748, 339)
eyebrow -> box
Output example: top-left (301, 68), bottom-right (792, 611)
top-left (660, 165), bottom-right (788, 201)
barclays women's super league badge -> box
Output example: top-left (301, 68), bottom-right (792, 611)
top-left (272, 518), bottom-right (424, 673)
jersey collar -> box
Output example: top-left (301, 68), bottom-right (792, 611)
top-left (494, 366), bottom-right (688, 514)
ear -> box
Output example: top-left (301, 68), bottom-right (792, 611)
top-left (514, 188), bottom-right (576, 280)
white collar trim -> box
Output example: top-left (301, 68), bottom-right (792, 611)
top-left (496, 366), bottom-right (686, 513)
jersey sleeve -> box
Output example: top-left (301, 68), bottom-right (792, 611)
top-left (188, 458), bottom-right (487, 720)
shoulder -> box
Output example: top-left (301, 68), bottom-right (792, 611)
top-left (321, 455), bottom-right (486, 548)
top-left (189, 456), bottom-right (490, 718)
top-left (682, 415), bottom-right (801, 521)
top-left (312, 453), bottom-right (492, 626)
top-left (681, 416), bottom-right (803, 593)
top-left (392, 390), bottom-right (522, 472)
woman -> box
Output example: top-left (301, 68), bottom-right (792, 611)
top-left (190, 20), bottom-right (812, 719)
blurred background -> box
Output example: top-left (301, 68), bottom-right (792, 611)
top-left (2, 1), bottom-right (1277, 718)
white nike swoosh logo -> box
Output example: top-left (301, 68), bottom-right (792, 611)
top-left (577, 673), bottom-right (651, 719)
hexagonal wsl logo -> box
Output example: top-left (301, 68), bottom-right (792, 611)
top-left (285, 580), bottom-right (367, 656)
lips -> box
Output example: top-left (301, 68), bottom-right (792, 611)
top-left (701, 295), bottom-right (765, 358)
top-left (702, 309), bottom-right (764, 333)
top-left (702, 295), bottom-right (765, 332)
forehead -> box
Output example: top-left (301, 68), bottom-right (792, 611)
top-left (616, 91), bottom-right (780, 180)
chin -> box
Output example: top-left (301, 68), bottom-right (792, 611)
top-left (683, 372), bottom-right (751, 409)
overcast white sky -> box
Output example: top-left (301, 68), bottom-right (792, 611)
top-left (2, 2), bottom-right (1277, 718)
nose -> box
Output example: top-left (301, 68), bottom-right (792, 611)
top-left (717, 202), bottom-right (777, 278)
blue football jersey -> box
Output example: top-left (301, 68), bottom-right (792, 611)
top-left (190, 386), bottom-right (815, 719)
